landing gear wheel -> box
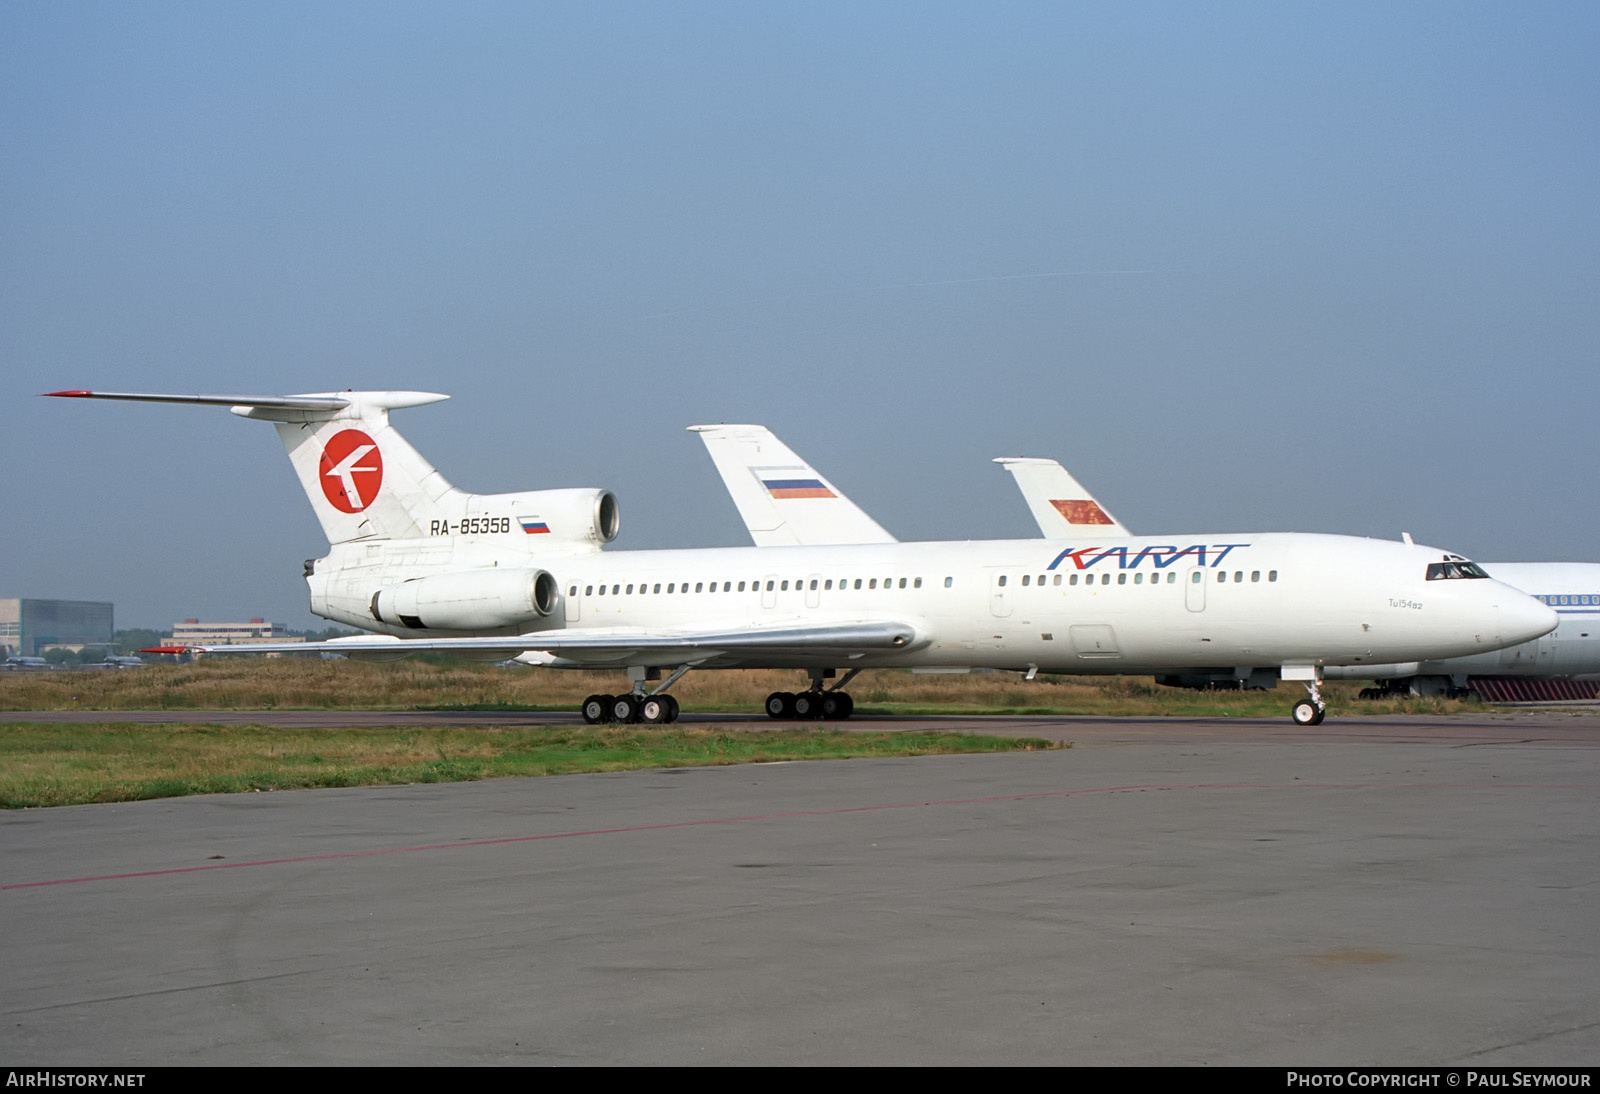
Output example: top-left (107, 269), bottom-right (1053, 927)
top-left (663, 694), bottom-right (680, 723)
top-left (821, 692), bottom-right (854, 720)
top-left (583, 694), bottom-right (613, 724)
top-left (792, 692), bottom-right (825, 720)
top-left (640, 696), bottom-right (672, 725)
top-left (612, 694), bottom-right (642, 724)
top-left (1291, 699), bottom-right (1325, 726)
top-left (765, 691), bottom-right (796, 720)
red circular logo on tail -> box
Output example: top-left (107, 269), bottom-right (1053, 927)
top-left (318, 429), bottom-right (384, 513)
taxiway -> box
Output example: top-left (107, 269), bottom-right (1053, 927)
top-left (3, 712), bottom-right (1597, 1065)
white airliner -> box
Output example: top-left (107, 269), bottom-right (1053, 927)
top-left (101, 654), bottom-right (146, 669)
top-left (46, 389), bottom-right (1558, 725)
top-left (3, 656), bottom-right (50, 670)
top-left (1000, 456), bottom-right (1600, 696)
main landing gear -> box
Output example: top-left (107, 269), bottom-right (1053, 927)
top-left (582, 664), bottom-right (692, 725)
top-left (579, 666), bottom-right (864, 724)
top-left (765, 668), bottom-right (861, 721)
top-left (582, 691), bottom-right (680, 725)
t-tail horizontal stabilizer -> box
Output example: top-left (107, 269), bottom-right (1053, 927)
top-left (42, 389), bottom-right (620, 558)
top-left (45, 388), bottom-right (459, 544)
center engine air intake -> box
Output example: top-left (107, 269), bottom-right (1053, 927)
top-left (370, 568), bottom-right (560, 631)
top-left (516, 488), bottom-right (619, 545)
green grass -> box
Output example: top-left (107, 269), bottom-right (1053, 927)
top-left (0, 722), bottom-right (1063, 808)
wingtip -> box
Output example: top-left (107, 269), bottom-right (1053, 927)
top-left (42, 389), bottom-right (93, 398)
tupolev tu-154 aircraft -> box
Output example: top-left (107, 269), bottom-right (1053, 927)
top-left (46, 389), bottom-right (1558, 725)
top-left (694, 430), bottom-right (1600, 701)
top-left (993, 456), bottom-right (1600, 698)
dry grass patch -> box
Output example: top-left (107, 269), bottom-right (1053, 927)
top-left (0, 658), bottom-right (1482, 717)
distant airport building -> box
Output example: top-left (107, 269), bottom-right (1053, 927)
top-left (168, 618), bottom-right (304, 648)
top-left (0, 598), bottom-right (115, 657)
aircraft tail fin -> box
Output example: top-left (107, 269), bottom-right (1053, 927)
top-left (993, 457), bottom-right (1130, 537)
top-left (688, 424), bottom-right (897, 546)
top-left (44, 389), bottom-right (462, 544)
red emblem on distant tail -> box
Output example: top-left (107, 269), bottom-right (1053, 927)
top-left (1050, 499), bottom-right (1114, 525)
top-left (319, 429), bottom-right (383, 512)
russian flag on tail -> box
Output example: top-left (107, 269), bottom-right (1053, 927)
top-left (518, 517), bottom-right (551, 534)
top-left (762, 478), bottom-right (836, 499)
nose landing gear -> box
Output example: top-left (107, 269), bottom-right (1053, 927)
top-left (1284, 664), bottom-right (1327, 725)
top-left (1291, 697), bottom-right (1326, 726)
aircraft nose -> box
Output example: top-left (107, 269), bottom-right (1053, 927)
top-left (1498, 592), bottom-right (1559, 646)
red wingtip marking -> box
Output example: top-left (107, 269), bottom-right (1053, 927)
top-left (139, 646), bottom-right (193, 654)
top-left (43, 390), bottom-right (94, 397)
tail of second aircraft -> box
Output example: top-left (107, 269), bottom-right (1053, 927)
top-left (44, 389), bottom-right (619, 549)
top-left (689, 423), bottom-right (896, 547)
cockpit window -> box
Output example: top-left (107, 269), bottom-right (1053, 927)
top-left (1427, 561), bottom-right (1490, 581)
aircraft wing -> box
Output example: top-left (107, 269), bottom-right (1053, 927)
top-left (176, 620), bottom-right (925, 666)
top-left (993, 457), bottom-right (1130, 537)
top-left (689, 424), bottom-right (896, 547)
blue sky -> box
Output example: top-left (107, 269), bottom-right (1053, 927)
top-left (3, 2), bottom-right (1596, 629)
